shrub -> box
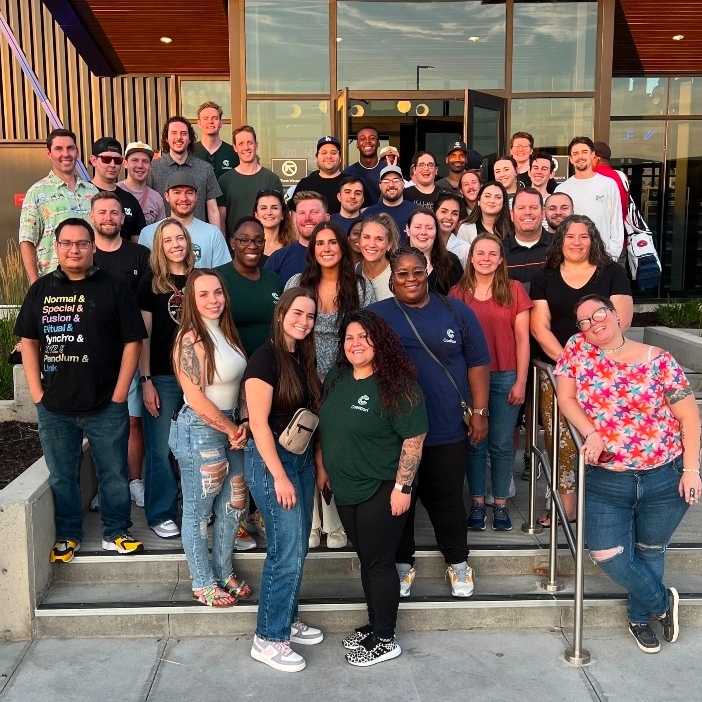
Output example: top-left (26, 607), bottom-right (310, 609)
top-left (0, 239), bottom-right (28, 306)
top-left (654, 298), bottom-right (702, 328)
top-left (0, 312), bottom-right (18, 400)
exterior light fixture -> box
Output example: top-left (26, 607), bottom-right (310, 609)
top-left (672, 35), bottom-right (684, 41)
top-left (160, 37), bottom-right (173, 44)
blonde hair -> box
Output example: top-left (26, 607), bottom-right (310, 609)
top-left (149, 219), bottom-right (195, 294)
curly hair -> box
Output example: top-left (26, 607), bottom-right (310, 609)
top-left (406, 208), bottom-right (455, 291)
top-left (253, 189), bottom-right (296, 247)
top-left (465, 181), bottom-right (514, 240)
top-left (329, 310), bottom-right (421, 417)
top-left (160, 116), bottom-right (196, 155)
top-left (544, 214), bottom-right (612, 270)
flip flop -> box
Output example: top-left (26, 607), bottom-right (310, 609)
top-left (219, 576), bottom-right (253, 600)
top-left (193, 584), bottom-right (237, 607)
top-left (538, 512), bottom-right (577, 528)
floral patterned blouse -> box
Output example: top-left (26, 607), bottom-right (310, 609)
top-left (555, 334), bottom-right (689, 471)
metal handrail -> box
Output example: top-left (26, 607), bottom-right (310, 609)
top-left (522, 360), bottom-right (590, 665)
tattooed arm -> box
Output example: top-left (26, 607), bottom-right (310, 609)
top-left (666, 384), bottom-right (701, 473)
top-left (390, 433), bottom-right (427, 517)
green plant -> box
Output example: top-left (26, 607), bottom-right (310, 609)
top-left (654, 298), bottom-right (702, 328)
top-left (0, 239), bottom-right (29, 306)
top-left (0, 312), bottom-right (19, 400)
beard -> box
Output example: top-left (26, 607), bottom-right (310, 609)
top-left (95, 223), bottom-right (121, 239)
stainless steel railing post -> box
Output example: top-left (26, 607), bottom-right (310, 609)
top-left (522, 363), bottom-right (543, 535)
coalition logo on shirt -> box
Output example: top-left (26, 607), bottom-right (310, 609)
top-left (124, 207), bottom-right (133, 217)
top-left (596, 195), bottom-right (604, 202)
top-left (351, 394), bottom-right (370, 413)
top-left (272, 292), bottom-right (280, 303)
top-left (223, 159), bottom-right (231, 168)
top-left (192, 243), bottom-right (202, 261)
top-left (443, 328), bottom-right (456, 344)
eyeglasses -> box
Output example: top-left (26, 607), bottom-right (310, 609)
top-left (381, 178), bottom-right (403, 186)
top-left (98, 155), bottom-right (123, 165)
top-left (394, 268), bottom-right (427, 281)
top-left (415, 162), bottom-right (436, 169)
top-left (575, 306), bottom-right (609, 332)
top-left (57, 240), bottom-right (92, 250)
top-left (233, 237), bottom-right (265, 247)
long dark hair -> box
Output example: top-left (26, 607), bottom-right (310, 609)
top-left (173, 269), bottom-right (246, 384)
top-left (406, 208), bottom-right (455, 292)
top-left (330, 310), bottom-right (420, 417)
top-left (545, 214), bottom-right (612, 270)
top-left (299, 221), bottom-right (365, 325)
top-left (270, 287), bottom-right (322, 410)
top-left (466, 180), bottom-right (514, 240)
top-left (253, 188), bottom-right (296, 247)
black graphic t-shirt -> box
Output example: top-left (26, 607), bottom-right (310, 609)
top-left (136, 271), bottom-right (189, 377)
top-left (94, 240), bottom-right (151, 294)
top-left (14, 269), bottom-right (147, 415)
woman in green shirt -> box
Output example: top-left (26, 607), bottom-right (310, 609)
top-left (316, 310), bottom-right (428, 667)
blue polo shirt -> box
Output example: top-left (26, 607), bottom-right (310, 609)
top-left (369, 294), bottom-right (490, 446)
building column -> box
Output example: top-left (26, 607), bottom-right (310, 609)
top-left (594, 0), bottom-right (615, 141)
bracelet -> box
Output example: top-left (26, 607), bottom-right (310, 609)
top-left (583, 429), bottom-right (598, 440)
top-left (682, 469), bottom-right (701, 473)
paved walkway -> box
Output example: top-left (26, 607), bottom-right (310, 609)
top-left (1, 626), bottom-right (700, 701)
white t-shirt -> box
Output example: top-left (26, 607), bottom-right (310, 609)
top-left (446, 234), bottom-right (470, 269)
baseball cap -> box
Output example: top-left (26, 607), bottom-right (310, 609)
top-left (165, 171), bottom-right (198, 191)
top-left (466, 149), bottom-right (483, 170)
top-left (125, 141), bottom-right (155, 159)
top-left (316, 135), bottom-right (341, 152)
top-left (92, 137), bottom-right (122, 157)
top-left (593, 141), bottom-right (612, 160)
top-left (380, 165), bottom-right (403, 180)
top-left (447, 140), bottom-right (468, 156)
top-left (379, 145), bottom-right (399, 158)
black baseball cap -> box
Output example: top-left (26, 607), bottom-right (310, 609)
top-left (92, 137), bottom-right (122, 157)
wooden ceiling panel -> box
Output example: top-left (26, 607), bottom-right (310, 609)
top-left (614, 0), bottom-right (702, 76)
top-left (69, 0), bottom-right (230, 75)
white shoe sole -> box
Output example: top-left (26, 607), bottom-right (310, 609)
top-left (101, 540), bottom-right (143, 554)
top-left (234, 540), bottom-right (257, 551)
top-left (451, 587), bottom-right (474, 598)
top-left (665, 587), bottom-right (679, 643)
top-left (149, 526), bottom-right (180, 539)
top-left (251, 647), bottom-right (306, 672)
top-left (346, 644), bottom-right (402, 667)
top-left (290, 632), bottom-right (324, 646)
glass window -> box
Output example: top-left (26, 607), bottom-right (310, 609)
top-left (512, 2), bottom-right (597, 93)
top-left (510, 98), bottom-right (594, 152)
top-left (246, 2), bottom-right (329, 94)
top-left (247, 100), bottom-right (330, 170)
top-left (337, 1), bottom-right (505, 90)
top-left (611, 78), bottom-right (668, 116)
top-left (181, 81), bottom-right (232, 119)
top-left (669, 77), bottom-right (702, 115)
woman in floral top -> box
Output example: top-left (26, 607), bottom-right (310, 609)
top-left (555, 294), bottom-right (701, 655)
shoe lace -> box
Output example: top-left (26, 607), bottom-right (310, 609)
top-left (494, 505), bottom-right (509, 517)
top-left (470, 503), bottom-right (486, 517)
top-left (292, 619), bottom-right (308, 632)
top-left (271, 641), bottom-right (294, 656)
top-left (451, 565), bottom-right (468, 582)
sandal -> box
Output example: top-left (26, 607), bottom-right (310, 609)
top-left (219, 575), bottom-right (252, 600)
top-left (538, 512), bottom-right (576, 528)
top-left (193, 584), bottom-right (237, 607)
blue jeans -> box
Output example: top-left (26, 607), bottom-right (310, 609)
top-left (143, 375), bottom-right (183, 527)
top-left (169, 406), bottom-right (245, 590)
top-left (585, 456), bottom-right (688, 624)
top-left (244, 438), bottom-right (314, 642)
top-left (37, 401), bottom-right (131, 542)
top-left (466, 370), bottom-right (520, 499)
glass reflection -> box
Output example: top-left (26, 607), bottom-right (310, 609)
top-left (513, 1), bottom-right (597, 92)
top-left (181, 81), bottom-right (232, 119)
top-left (510, 98), bottom-right (594, 152)
top-left (337, 1), bottom-right (505, 90)
top-left (611, 78), bottom-right (668, 116)
top-left (670, 78), bottom-right (702, 115)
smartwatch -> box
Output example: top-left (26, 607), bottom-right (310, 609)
top-left (394, 483), bottom-right (412, 494)
top-left (139, 375), bottom-right (152, 384)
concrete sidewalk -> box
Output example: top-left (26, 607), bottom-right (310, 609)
top-left (1, 627), bottom-right (700, 701)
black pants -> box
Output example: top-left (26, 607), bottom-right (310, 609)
top-left (337, 481), bottom-right (409, 639)
top-left (395, 439), bottom-right (469, 567)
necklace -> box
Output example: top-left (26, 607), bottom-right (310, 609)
top-left (602, 338), bottom-right (626, 353)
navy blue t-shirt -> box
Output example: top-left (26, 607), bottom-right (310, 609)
top-left (369, 294), bottom-right (490, 446)
top-left (264, 242), bottom-right (308, 288)
top-left (330, 212), bottom-right (359, 234)
top-left (361, 200), bottom-right (420, 244)
top-left (343, 161), bottom-right (385, 206)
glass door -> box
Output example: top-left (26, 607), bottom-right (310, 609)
top-left (467, 91), bottom-right (506, 179)
top-left (416, 119), bottom-right (464, 178)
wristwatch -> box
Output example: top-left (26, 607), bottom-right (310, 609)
top-left (466, 407), bottom-right (489, 418)
top-left (139, 375), bottom-right (152, 384)
top-left (394, 483), bottom-right (412, 494)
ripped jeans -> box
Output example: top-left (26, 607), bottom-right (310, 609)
top-left (585, 456), bottom-right (688, 625)
top-left (169, 405), bottom-right (245, 590)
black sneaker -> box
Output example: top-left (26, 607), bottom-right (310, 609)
top-left (342, 623), bottom-right (372, 650)
top-left (521, 454), bottom-right (541, 481)
top-left (658, 587), bottom-right (679, 643)
top-left (467, 502), bottom-right (486, 531)
top-left (629, 622), bottom-right (660, 653)
top-left (345, 635), bottom-right (402, 667)
top-left (492, 504), bottom-right (513, 531)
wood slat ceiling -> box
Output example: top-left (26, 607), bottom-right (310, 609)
top-left (614, 0), bottom-right (702, 76)
top-left (68, 0), bottom-right (230, 75)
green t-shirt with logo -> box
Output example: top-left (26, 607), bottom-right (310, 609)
top-left (318, 366), bottom-right (428, 506)
top-left (214, 263), bottom-right (282, 357)
top-left (192, 141), bottom-right (240, 181)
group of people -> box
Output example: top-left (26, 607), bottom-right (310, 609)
top-left (15, 110), bottom-right (701, 668)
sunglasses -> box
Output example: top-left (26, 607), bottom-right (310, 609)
top-left (98, 155), bottom-right (124, 165)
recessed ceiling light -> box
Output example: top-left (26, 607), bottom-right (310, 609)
top-left (673, 34), bottom-right (684, 41)
top-left (468, 36), bottom-right (480, 42)
top-left (160, 36), bottom-right (173, 44)
top-left (336, 37), bottom-right (343, 43)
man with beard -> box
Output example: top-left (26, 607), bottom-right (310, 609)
top-left (148, 116), bottom-right (223, 231)
top-left (330, 176), bottom-right (365, 233)
top-left (293, 136), bottom-right (344, 214)
top-left (436, 141), bottom-right (467, 191)
top-left (139, 172), bottom-right (231, 268)
top-left (343, 126), bottom-right (383, 206)
top-left (361, 166), bottom-right (418, 239)
top-left (404, 151), bottom-right (441, 208)
top-left (90, 137), bottom-right (146, 242)
top-left (90, 191), bottom-right (150, 510)
top-left (118, 141), bottom-right (165, 227)
top-left (555, 136), bottom-right (624, 261)
top-left (544, 192), bottom-right (574, 234)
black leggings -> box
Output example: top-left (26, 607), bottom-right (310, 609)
top-left (337, 481), bottom-right (409, 639)
top-left (396, 439), bottom-right (469, 567)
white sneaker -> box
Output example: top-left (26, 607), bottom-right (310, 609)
top-left (290, 619), bottom-right (324, 645)
top-left (308, 527), bottom-right (321, 549)
top-left (251, 634), bottom-right (306, 673)
top-left (326, 527), bottom-right (347, 549)
top-left (485, 476), bottom-right (516, 506)
top-left (397, 564), bottom-right (415, 598)
top-left (446, 564), bottom-right (474, 598)
top-left (90, 492), bottom-right (99, 512)
top-left (234, 524), bottom-right (257, 551)
top-left (129, 479), bottom-right (145, 507)
top-left (247, 510), bottom-right (267, 541)
top-left (149, 519), bottom-right (180, 539)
